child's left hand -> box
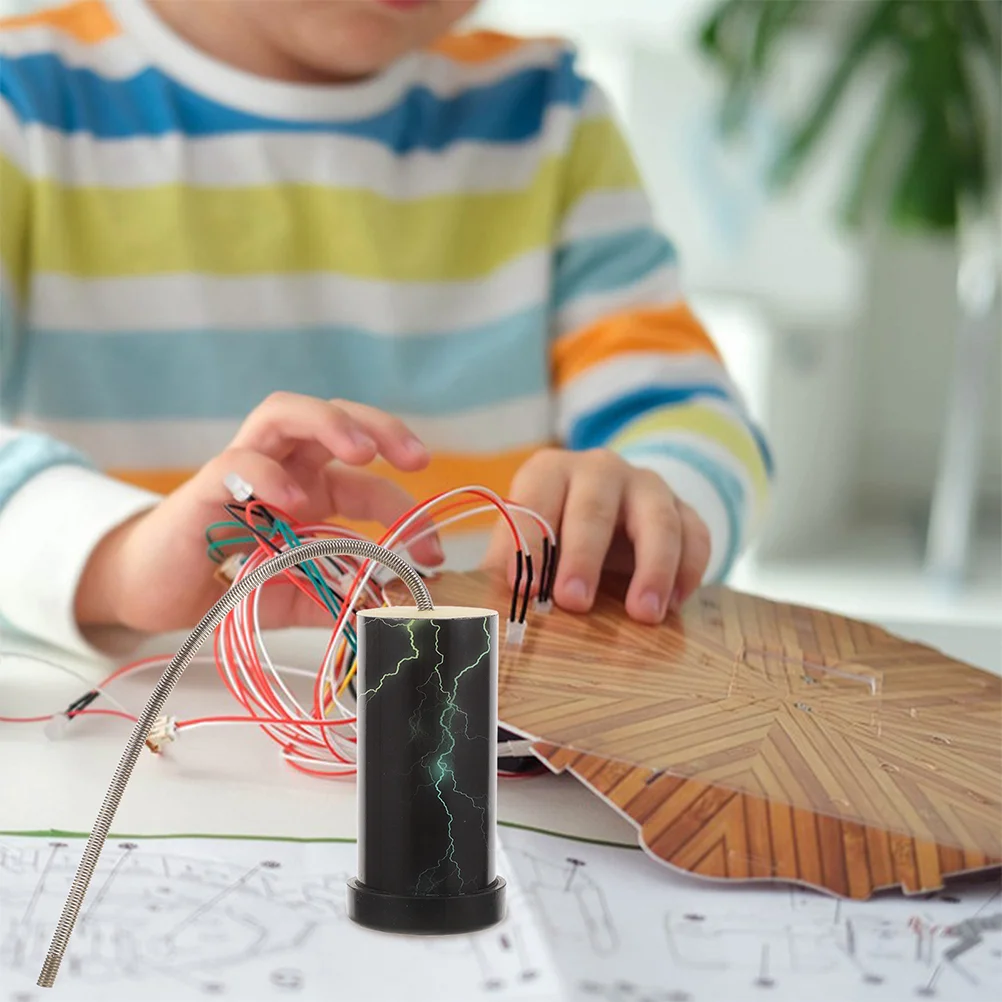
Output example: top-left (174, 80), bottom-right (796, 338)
top-left (482, 448), bottom-right (711, 624)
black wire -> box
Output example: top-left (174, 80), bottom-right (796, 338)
top-left (545, 540), bottom-right (560, 602)
top-left (518, 554), bottom-right (533, 624)
top-left (223, 499), bottom-right (360, 699)
top-left (64, 690), bottom-right (100, 718)
top-left (509, 551), bottom-right (523, 623)
top-left (225, 500), bottom-right (364, 593)
top-left (223, 501), bottom-right (283, 556)
top-left (224, 502), bottom-right (338, 590)
top-left (538, 538), bottom-right (551, 604)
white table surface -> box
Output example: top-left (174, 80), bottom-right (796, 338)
top-left (1, 615), bottom-right (999, 841)
top-left (0, 628), bottom-right (634, 842)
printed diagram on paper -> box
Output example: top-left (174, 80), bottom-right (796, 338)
top-left (0, 836), bottom-right (560, 1002)
top-left (500, 828), bottom-right (1002, 1002)
top-left (2, 830), bottom-right (999, 1002)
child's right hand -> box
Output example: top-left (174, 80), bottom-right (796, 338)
top-left (74, 393), bottom-right (443, 635)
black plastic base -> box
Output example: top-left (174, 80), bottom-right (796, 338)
top-left (346, 877), bottom-right (506, 935)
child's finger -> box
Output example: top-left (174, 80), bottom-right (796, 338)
top-left (196, 447), bottom-right (307, 510)
top-left (256, 578), bottom-right (347, 630)
top-left (329, 400), bottom-right (429, 472)
top-left (671, 500), bottom-right (712, 609)
top-left (325, 466), bottom-right (444, 567)
top-left (231, 392), bottom-right (379, 466)
top-left (481, 449), bottom-right (567, 585)
top-left (551, 454), bottom-right (623, 613)
top-left (621, 471), bottom-right (683, 624)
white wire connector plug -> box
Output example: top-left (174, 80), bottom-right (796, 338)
top-left (43, 713), bottom-right (72, 741)
top-left (370, 560), bottom-right (402, 586)
top-left (505, 620), bottom-right (527, 646)
top-left (534, 598), bottom-right (553, 614)
top-left (145, 715), bottom-right (178, 754)
top-left (214, 552), bottom-right (248, 586)
top-left (224, 472), bottom-right (254, 502)
top-left (497, 738), bottom-right (534, 758)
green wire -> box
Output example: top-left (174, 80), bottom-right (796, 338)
top-left (273, 518), bottom-right (345, 625)
top-left (203, 513), bottom-right (359, 654)
top-left (205, 519), bottom-right (255, 563)
top-left (207, 536), bottom-right (257, 562)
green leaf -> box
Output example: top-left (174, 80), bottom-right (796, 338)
top-left (957, 0), bottom-right (1002, 72)
top-left (950, 47), bottom-right (994, 205)
top-left (889, 107), bottom-right (960, 230)
top-left (751, 0), bottom-right (810, 72)
top-left (697, 0), bottom-right (749, 67)
top-left (700, 0), bottom-right (812, 134)
top-left (841, 76), bottom-right (911, 227)
top-left (771, 0), bottom-right (901, 188)
top-left (698, 0), bottom-right (1000, 233)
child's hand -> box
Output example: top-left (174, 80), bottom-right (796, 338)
top-left (75, 393), bottom-right (443, 635)
top-left (482, 448), bottom-right (711, 624)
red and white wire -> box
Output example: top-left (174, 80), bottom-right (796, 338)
top-left (2, 487), bottom-right (554, 780)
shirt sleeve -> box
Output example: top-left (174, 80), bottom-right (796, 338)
top-left (550, 69), bottom-right (773, 582)
top-left (0, 94), bottom-right (159, 656)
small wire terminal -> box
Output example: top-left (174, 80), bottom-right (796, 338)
top-left (371, 560), bottom-right (402, 586)
top-left (213, 552), bottom-right (247, 586)
top-left (534, 598), bottom-right (553, 614)
top-left (145, 715), bottom-right (178, 754)
top-left (43, 713), bottom-right (71, 741)
top-left (505, 620), bottom-right (527, 646)
top-left (44, 689), bottom-right (102, 739)
top-left (224, 472), bottom-right (254, 502)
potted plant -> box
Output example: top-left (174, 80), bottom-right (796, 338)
top-left (698, 0), bottom-right (1001, 583)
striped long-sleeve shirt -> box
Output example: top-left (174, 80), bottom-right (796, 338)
top-left (0, 0), bottom-right (771, 653)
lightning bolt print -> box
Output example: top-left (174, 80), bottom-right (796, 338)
top-left (360, 620), bottom-right (421, 700)
top-left (413, 618), bottom-right (493, 894)
top-left (361, 614), bottom-right (494, 896)
top-left (407, 622), bottom-right (445, 742)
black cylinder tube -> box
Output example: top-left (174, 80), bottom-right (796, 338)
top-left (346, 606), bottom-right (505, 934)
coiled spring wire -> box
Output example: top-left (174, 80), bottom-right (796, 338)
top-left (38, 537), bottom-right (432, 988)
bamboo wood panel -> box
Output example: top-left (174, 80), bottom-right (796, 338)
top-left (532, 742), bottom-right (999, 899)
top-left (397, 571), bottom-right (1002, 897)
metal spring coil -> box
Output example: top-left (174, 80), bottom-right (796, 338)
top-left (38, 537), bottom-right (433, 987)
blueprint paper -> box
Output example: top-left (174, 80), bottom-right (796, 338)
top-left (0, 835), bottom-right (563, 1002)
top-left (3, 828), bottom-right (999, 1002)
top-left (500, 827), bottom-right (1001, 1002)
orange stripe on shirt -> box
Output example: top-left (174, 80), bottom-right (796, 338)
top-left (0, 0), bottom-right (120, 42)
top-left (428, 30), bottom-right (537, 63)
top-left (108, 445), bottom-right (540, 539)
top-left (551, 304), bottom-right (720, 389)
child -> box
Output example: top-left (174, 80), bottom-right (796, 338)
top-left (0, 0), bottom-right (771, 656)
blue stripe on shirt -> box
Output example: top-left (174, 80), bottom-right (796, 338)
top-left (0, 50), bottom-right (586, 148)
top-left (18, 306), bottom-right (550, 420)
top-left (747, 423), bottom-right (775, 477)
top-left (566, 384), bottom-right (733, 451)
top-left (553, 228), bottom-right (676, 311)
top-left (0, 432), bottom-right (88, 513)
top-left (0, 290), bottom-right (23, 413)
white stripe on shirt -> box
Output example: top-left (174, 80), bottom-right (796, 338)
top-left (29, 255), bottom-right (551, 335)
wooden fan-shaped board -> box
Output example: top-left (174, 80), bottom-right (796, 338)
top-left (397, 571), bottom-right (1002, 899)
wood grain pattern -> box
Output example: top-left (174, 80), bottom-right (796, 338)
top-left (531, 743), bottom-right (998, 898)
top-left (390, 571), bottom-right (1002, 898)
